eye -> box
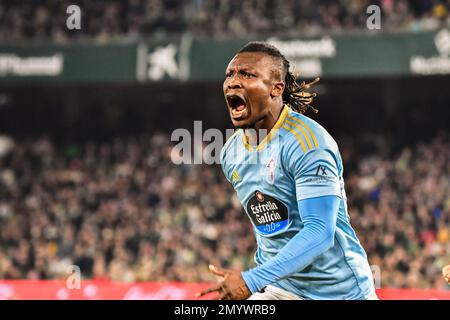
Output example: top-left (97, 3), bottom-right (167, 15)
top-left (241, 71), bottom-right (255, 78)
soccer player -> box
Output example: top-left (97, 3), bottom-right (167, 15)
top-left (198, 42), bottom-right (377, 300)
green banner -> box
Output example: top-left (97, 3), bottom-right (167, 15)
top-left (0, 30), bottom-right (449, 84)
top-left (0, 43), bottom-right (137, 84)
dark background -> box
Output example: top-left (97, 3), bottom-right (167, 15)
top-left (1, 76), bottom-right (449, 148)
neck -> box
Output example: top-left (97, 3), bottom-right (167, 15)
top-left (245, 103), bottom-right (284, 146)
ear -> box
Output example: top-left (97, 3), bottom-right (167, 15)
top-left (270, 82), bottom-right (285, 98)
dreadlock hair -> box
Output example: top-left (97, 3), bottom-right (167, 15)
top-left (238, 41), bottom-right (320, 114)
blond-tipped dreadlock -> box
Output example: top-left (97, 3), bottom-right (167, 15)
top-left (283, 72), bottom-right (320, 114)
top-left (238, 41), bottom-right (320, 114)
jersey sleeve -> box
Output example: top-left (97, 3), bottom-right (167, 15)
top-left (219, 146), bottom-right (231, 183)
top-left (284, 143), bottom-right (342, 201)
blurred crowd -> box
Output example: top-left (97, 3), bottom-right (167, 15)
top-left (341, 132), bottom-right (449, 289)
top-left (0, 133), bottom-right (255, 283)
top-left (0, 130), bottom-right (448, 290)
top-left (1, 0), bottom-right (449, 42)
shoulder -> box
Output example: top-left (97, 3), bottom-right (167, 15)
top-left (280, 108), bottom-right (341, 172)
top-left (220, 128), bottom-right (242, 164)
top-left (282, 108), bottom-right (338, 154)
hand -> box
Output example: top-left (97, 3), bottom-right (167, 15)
top-left (443, 265), bottom-right (450, 284)
top-left (197, 264), bottom-right (251, 300)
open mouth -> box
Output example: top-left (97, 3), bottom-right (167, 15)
top-left (226, 94), bottom-right (247, 118)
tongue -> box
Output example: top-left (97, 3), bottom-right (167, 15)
top-left (236, 104), bottom-right (246, 111)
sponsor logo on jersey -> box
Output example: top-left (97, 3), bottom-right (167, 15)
top-left (315, 164), bottom-right (327, 176)
top-left (231, 169), bottom-right (241, 183)
top-left (256, 191), bottom-right (264, 202)
top-left (246, 191), bottom-right (288, 235)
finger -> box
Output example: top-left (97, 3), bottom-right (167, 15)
top-left (196, 285), bottom-right (220, 297)
top-left (209, 264), bottom-right (227, 277)
top-left (218, 292), bottom-right (230, 300)
top-left (196, 284), bottom-right (222, 298)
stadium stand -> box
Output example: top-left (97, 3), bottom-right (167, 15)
top-left (0, 0), bottom-right (449, 299)
top-left (0, 0), bottom-right (449, 42)
top-left (0, 131), bottom-right (448, 290)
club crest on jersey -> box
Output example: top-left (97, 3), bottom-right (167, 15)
top-left (246, 191), bottom-right (289, 235)
top-left (264, 159), bottom-right (276, 184)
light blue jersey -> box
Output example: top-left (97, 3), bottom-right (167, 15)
top-left (220, 106), bottom-right (375, 300)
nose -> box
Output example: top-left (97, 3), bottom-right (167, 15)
top-left (225, 75), bottom-right (242, 90)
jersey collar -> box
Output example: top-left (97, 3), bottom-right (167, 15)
top-left (242, 105), bottom-right (290, 152)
